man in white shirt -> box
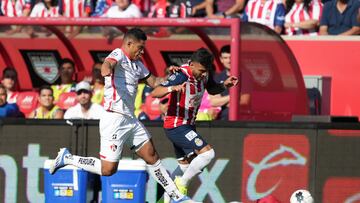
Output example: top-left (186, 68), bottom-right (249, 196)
top-left (49, 28), bottom-right (198, 203)
top-left (64, 81), bottom-right (105, 119)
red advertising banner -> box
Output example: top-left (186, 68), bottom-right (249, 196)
top-left (323, 178), bottom-right (360, 203)
top-left (241, 134), bottom-right (310, 202)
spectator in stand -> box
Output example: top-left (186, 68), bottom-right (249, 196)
top-left (51, 58), bottom-right (76, 103)
top-left (101, 0), bottom-right (142, 42)
top-left (210, 45), bottom-right (251, 120)
top-left (64, 81), bottom-right (105, 119)
top-left (319, 0), bottom-right (360, 35)
top-left (242, 0), bottom-right (286, 34)
top-left (284, 0), bottom-right (323, 35)
top-left (1, 0), bottom-right (33, 35)
top-left (1, 67), bottom-right (20, 104)
top-left (28, 85), bottom-right (64, 119)
top-left (59, 0), bottom-right (89, 38)
top-left (102, 0), bottom-right (142, 17)
top-left (30, 0), bottom-right (59, 17)
top-left (205, 0), bottom-right (245, 18)
top-left (90, 62), bottom-right (105, 105)
top-left (90, 0), bottom-right (113, 16)
top-left (0, 84), bottom-right (22, 118)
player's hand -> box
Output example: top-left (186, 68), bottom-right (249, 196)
top-left (224, 76), bottom-right (239, 88)
top-left (168, 65), bottom-right (180, 73)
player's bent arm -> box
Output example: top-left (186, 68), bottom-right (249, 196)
top-left (151, 86), bottom-right (172, 98)
top-left (209, 94), bottom-right (230, 107)
top-left (101, 59), bottom-right (117, 77)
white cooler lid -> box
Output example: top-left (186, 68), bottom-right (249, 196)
top-left (117, 159), bottom-right (146, 171)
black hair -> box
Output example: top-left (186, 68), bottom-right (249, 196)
top-left (39, 85), bottom-right (53, 94)
top-left (220, 45), bottom-right (231, 55)
top-left (59, 58), bottom-right (75, 69)
top-left (286, 0), bottom-right (311, 13)
top-left (2, 67), bottom-right (18, 81)
top-left (190, 48), bottom-right (214, 70)
top-left (124, 28), bottom-right (147, 42)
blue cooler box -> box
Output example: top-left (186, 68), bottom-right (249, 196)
top-left (44, 160), bottom-right (95, 203)
top-left (101, 159), bottom-right (148, 203)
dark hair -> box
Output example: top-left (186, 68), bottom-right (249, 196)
top-left (124, 28), bottom-right (147, 41)
top-left (190, 48), bottom-right (214, 70)
top-left (59, 58), bottom-right (75, 69)
top-left (286, 0), bottom-right (311, 13)
top-left (220, 45), bottom-right (231, 55)
top-left (39, 85), bottom-right (53, 95)
top-left (2, 67), bottom-right (18, 81)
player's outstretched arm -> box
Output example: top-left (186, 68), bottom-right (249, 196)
top-left (207, 75), bottom-right (238, 95)
top-left (151, 84), bottom-right (185, 98)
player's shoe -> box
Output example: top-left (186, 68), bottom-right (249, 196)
top-left (49, 148), bottom-right (71, 175)
top-left (174, 176), bottom-right (188, 195)
top-left (170, 195), bottom-right (202, 203)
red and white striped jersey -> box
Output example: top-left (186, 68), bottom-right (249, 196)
top-left (163, 65), bottom-right (206, 129)
top-left (244, 0), bottom-right (286, 29)
top-left (30, 2), bottom-right (59, 17)
top-left (285, 1), bottom-right (323, 35)
top-left (60, 0), bottom-right (85, 17)
top-left (1, 0), bottom-right (31, 17)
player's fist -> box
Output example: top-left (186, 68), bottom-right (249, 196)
top-left (224, 76), bottom-right (238, 88)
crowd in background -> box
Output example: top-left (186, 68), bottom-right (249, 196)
top-left (0, 44), bottom-right (245, 121)
top-left (0, 0), bottom-right (359, 36)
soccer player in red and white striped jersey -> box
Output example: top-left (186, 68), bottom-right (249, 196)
top-left (243, 0), bottom-right (286, 34)
top-left (284, 0), bottom-right (323, 35)
top-left (151, 48), bottom-right (238, 199)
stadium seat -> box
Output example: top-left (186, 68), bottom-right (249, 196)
top-left (57, 92), bottom-right (78, 110)
top-left (16, 91), bottom-right (39, 117)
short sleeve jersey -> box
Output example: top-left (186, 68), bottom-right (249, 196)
top-left (103, 48), bottom-right (150, 117)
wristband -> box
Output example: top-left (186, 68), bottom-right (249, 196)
top-left (167, 86), bottom-right (172, 93)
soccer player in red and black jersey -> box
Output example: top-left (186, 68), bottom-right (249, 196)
top-left (151, 48), bottom-right (238, 199)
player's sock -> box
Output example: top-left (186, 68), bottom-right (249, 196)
top-left (181, 149), bottom-right (215, 185)
top-left (172, 163), bottom-right (189, 178)
top-left (147, 160), bottom-right (185, 201)
top-left (164, 163), bottom-right (189, 202)
top-left (64, 155), bottom-right (102, 175)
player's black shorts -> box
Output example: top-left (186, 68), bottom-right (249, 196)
top-left (164, 124), bottom-right (208, 160)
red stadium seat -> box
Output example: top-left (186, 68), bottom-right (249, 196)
top-left (57, 92), bottom-right (78, 110)
top-left (16, 91), bottom-right (39, 117)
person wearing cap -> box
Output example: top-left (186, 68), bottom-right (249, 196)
top-left (28, 85), bottom-right (64, 119)
top-left (1, 67), bottom-right (20, 104)
top-left (64, 81), bottom-right (105, 119)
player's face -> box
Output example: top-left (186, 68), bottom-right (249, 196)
top-left (220, 52), bottom-right (231, 70)
top-left (190, 62), bottom-right (208, 81)
top-left (0, 88), bottom-right (7, 106)
top-left (1, 78), bottom-right (16, 90)
top-left (39, 89), bottom-right (54, 108)
top-left (129, 40), bottom-right (145, 60)
top-left (76, 90), bottom-right (91, 105)
top-left (60, 63), bottom-right (75, 83)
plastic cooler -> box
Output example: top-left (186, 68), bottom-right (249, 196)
top-left (43, 160), bottom-right (95, 203)
top-left (101, 159), bottom-right (148, 203)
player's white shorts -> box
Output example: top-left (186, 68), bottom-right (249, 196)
top-left (99, 111), bottom-right (151, 162)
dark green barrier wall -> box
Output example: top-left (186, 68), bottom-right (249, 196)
top-left (1, 119), bottom-right (360, 203)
